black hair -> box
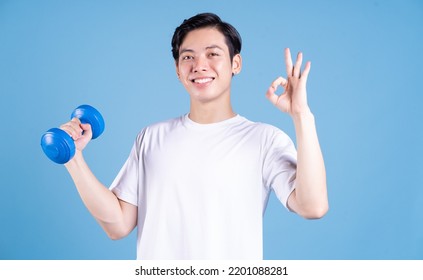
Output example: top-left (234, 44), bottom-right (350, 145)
top-left (171, 13), bottom-right (242, 62)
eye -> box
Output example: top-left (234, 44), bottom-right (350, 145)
top-left (182, 55), bottom-right (194, 61)
top-left (208, 52), bottom-right (219, 57)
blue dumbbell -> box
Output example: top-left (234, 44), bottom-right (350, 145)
top-left (41, 104), bottom-right (105, 164)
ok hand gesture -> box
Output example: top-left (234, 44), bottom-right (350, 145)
top-left (266, 48), bottom-right (311, 117)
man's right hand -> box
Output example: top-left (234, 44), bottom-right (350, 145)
top-left (60, 117), bottom-right (93, 152)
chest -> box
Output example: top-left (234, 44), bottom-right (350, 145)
top-left (141, 127), bottom-right (264, 192)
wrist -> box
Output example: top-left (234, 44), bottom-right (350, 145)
top-left (64, 150), bottom-right (85, 169)
top-left (291, 110), bottom-right (315, 125)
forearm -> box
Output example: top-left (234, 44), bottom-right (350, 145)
top-left (292, 111), bottom-right (328, 218)
top-left (64, 151), bottom-right (130, 237)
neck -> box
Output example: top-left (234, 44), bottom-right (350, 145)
top-left (189, 100), bottom-right (236, 124)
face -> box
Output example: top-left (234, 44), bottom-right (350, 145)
top-left (176, 27), bottom-right (242, 104)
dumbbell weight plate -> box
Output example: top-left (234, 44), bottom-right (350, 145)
top-left (70, 105), bottom-right (105, 139)
top-left (40, 128), bottom-right (76, 164)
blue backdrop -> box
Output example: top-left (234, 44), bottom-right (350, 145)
top-left (1, 0), bottom-right (422, 260)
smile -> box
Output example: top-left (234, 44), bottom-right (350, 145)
top-left (191, 77), bottom-right (214, 84)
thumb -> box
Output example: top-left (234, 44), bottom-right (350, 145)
top-left (265, 87), bottom-right (280, 106)
top-left (80, 123), bottom-right (93, 140)
top-left (265, 76), bottom-right (287, 106)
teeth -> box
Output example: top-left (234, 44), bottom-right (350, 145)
top-left (193, 78), bottom-right (213, 84)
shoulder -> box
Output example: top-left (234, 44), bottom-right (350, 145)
top-left (140, 115), bottom-right (184, 133)
top-left (241, 116), bottom-right (290, 139)
top-left (149, 115), bottom-right (184, 129)
top-left (240, 117), bottom-right (296, 153)
top-left (134, 115), bottom-right (185, 143)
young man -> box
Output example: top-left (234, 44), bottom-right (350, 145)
top-left (61, 13), bottom-right (328, 259)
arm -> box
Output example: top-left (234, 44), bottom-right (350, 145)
top-left (266, 48), bottom-right (328, 219)
top-left (61, 118), bottom-right (137, 239)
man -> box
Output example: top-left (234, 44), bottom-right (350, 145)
top-left (61, 13), bottom-right (328, 259)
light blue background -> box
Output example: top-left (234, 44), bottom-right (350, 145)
top-left (1, 0), bottom-right (422, 260)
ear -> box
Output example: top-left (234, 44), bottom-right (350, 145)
top-left (232, 54), bottom-right (242, 75)
top-left (175, 61), bottom-right (180, 80)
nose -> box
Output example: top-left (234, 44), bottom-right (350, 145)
top-left (193, 55), bottom-right (208, 73)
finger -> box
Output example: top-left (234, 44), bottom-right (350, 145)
top-left (293, 52), bottom-right (303, 77)
top-left (284, 48), bottom-right (293, 77)
top-left (265, 77), bottom-right (287, 105)
top-left (69, 117), bottom-right (84, 137)
top-left (60, 124), bottom-right (81, 140)
top-left (271, 76), bottom-right (288, 90)
top-left (60, 118), bottom-right (83, 140)
top-left (265, 89), bottom-right (279, 106)
top-left (80, 123), bottom-right (93, 140)
top-left (300, 61), bottom-right (311, 81)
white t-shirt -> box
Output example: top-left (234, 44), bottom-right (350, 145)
top-left (110, 114), bottom-right (297, 260)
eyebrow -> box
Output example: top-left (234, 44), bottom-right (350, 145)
top-left (179, 45), bottom-right (224, 55)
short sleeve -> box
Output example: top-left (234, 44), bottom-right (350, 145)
top-left (109, 137), bottom-right (141, 207)
top-left (262, 128), bottom-right (297, 210)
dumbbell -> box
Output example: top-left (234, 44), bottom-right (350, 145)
top-left (41, 104), bottom-right (105, 164)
